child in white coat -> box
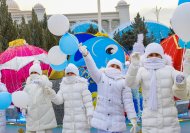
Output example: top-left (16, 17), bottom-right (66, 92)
top-left (79, 44), bottom-right (137, 133)
top-left (0, 80), bottom-right (8, 133)
top-left (22, 60), bottom-right (57, 133)
top-left (126, 43), bottom-right (190, 133)
top-left (45, 63), bottom-right (94, 133)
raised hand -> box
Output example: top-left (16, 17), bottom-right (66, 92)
top-left (78, 43), bottom-right (88, 56)
top-left (130, 52), bottom-right (140, 66)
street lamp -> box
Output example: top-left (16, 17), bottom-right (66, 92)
top-left (154, 6), bottom-right (162, 22)
top-left (97, 0), bottom-right (102, 32)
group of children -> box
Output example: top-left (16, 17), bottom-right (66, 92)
top-left (1, 42), bottom-right (190, 133)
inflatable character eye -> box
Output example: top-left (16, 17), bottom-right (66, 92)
top-left (105, 45), bottom-right (118, 55)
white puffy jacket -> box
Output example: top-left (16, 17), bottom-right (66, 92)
top-left (0, 83), bottom-right (7, 133)
top-left (126, 62), bottom-right (190, 133)
top-left (23, 75), bottom-right (57, 131)
top-left (0, 110), bottom-right (6, 133)
top-left (52, 76), bottom-right (93, 133)
top-left (84, 54), bottom-right (137, 132)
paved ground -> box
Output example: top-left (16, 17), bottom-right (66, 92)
top-left (5, 120), bottom-right (190, 133)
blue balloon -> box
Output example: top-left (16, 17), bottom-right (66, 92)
top-left (178, 38), bottom-right (190, 49)
top-left (178, 0), bottom-right (190, 5)
top-left (50, 61), bottom-right (68, 71)
top-left (67, 33), bottom-right (96, 67)
top-left (59, 33), bottom-right (79, 55)
top-left (0, 92), bottom-right (12, 110)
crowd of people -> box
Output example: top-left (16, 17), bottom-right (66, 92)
top-left (1, 41), bottom-right (190, 133)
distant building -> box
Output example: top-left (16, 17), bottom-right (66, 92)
top-left (7, 0), bottom-right (130, 33)
top-left (6, 0), bottom-right (45, 23)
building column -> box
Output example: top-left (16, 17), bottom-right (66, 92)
top-left (108, 19), bottom-right (112, 33)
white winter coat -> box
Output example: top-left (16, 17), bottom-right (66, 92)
top-left (126, 62), bottom-right (190, 133)
top-left (23, 75), bottom-right (57, 131)
top-left (52, 76), bottom-right (93, 133)
top-left (0, 110), bottom-right (6, 133)
top-left (84, 54), bottom-right (137, 132)
top-left (0, 83), bottom-right (8, 133)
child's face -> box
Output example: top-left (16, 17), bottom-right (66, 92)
top-left (109, 64), bottom-right (121, 71)
top-left (147, 53), bottom-right (162, 58)
top-left (30, 72), bottom-right (39, 75)
top-left (66, 72), bottom-right (76, 77)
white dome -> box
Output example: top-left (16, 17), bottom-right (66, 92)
top-left (6, 0), bottom-right (20, 11)
top-left (117, 0), bottom-right (128, 6)
top-left (33, 3), bottom-right (44, 9)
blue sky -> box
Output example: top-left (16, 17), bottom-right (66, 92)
top-left (14, 0), bottom-right (179, 26)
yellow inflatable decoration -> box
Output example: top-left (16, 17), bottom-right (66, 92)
top-left (95, 32), bottom-right (109, 37)
top-left (9, 39), bottom-right (26, 47)
top-left (48, 70), bottom-right (65, 80)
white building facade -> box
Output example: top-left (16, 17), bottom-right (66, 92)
top-left (6, 0), bottom-right (45, 23)
top-left (7, 0), bottom-right (130, 33)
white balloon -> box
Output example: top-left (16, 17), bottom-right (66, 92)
top-left (48, 14), bottom-right (70, 36)
top-left (12, 91), bottom-right (30, 108)
top-left (171, 2), bottom-right (190, 42)
top-left (48, 46), bottom-right (67, 65)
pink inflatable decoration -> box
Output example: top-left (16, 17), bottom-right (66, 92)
top-left (0, 39), bottom-right (51, 93)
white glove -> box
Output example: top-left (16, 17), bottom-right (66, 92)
top-left (130, 52), bottom-right (140, 66)
top-left (44, 88), bottom-right (56, 99)
top-left (78, 43), bottom-right (88, 56)
top-left (39, 79), bottom-right (47, 87)
top-left (41, 75), bottom-right (53, 88)
top-left (21, 108), bottom-right (27, 117)
top-left (176, 74), bottom-right (185, 84)
top-left (130, 118), bottom-right (137, 133)
top-left (176, 74), bottom-right (186, 88)
top-left (46, 81), bottom-right (53, 88)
